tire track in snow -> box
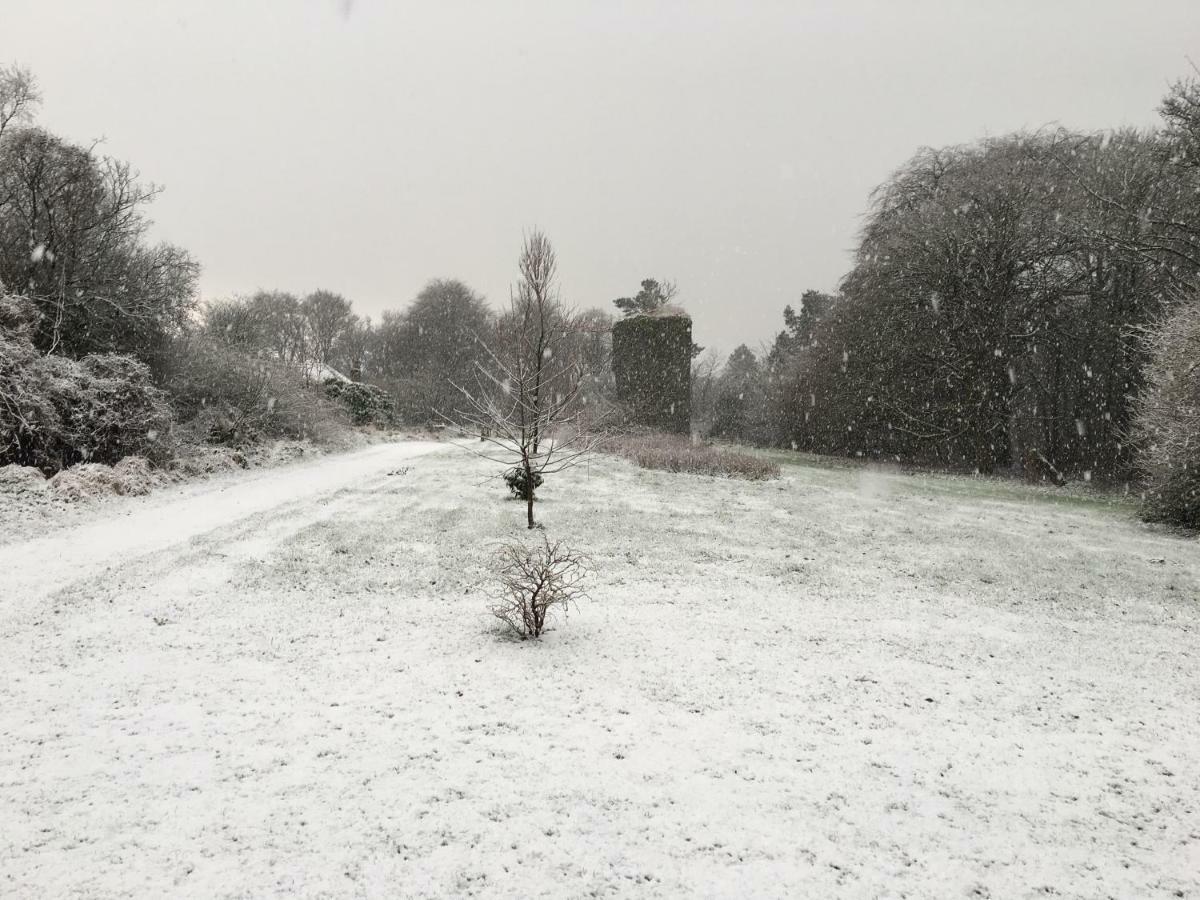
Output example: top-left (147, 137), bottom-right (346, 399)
top-left (0, 441), bottom-right (446, 610)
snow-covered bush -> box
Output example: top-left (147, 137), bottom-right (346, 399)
top-left (503, 466), bottom-right (543, 502)
top-left (1132, 297), bottom-right (1200, 528)
top-left (171, 445), bottom-right (248, 477)
top-left (63, 354), bottom-right (175, 467)
top-left (46, 456), bottom-right (164, 500)
top-left (48, 463), bottom-right (120, 499)
top-left (490, 536), bottom-right (590, 639)
top-left (1, 292), bottom-right (174, 471)
top-left (0, 464), bottom-right (47, 495)
top-left (323, 377), bottom-right (394, 426)
top-left (0, 291), bottom-right (40, 337)
top-left (0, 302), bottom-right (60, 467)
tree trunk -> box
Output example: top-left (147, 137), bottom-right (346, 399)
top-left (524, 456), bottom-right (536, 529)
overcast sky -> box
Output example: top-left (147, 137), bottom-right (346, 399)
top-left (8, 0), bottom-right (1200, 353)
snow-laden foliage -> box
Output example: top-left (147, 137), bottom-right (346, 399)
top-left (0, 462), bottom-right (46, 495)
top-left (502, 465), bottom-right (543, 501)
top-left (48, 456), bottom-right (163, 499)
top-left (1, 293), bottom-right (174, 472)
top-left (1133, 295), bottom-right (1200, 527)
top-left (322, 377), bottom-right (394, 427)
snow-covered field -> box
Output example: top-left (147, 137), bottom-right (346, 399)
top-left (1, 441), bottom-right (1197, 898)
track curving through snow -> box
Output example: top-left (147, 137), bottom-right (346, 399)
top-left (0, 441), bottom-right (446, 612)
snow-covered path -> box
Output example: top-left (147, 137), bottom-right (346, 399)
top-left (0, 441), bottom-right (445, 610)
top-left (1, 447), bottom-right (1198, 898)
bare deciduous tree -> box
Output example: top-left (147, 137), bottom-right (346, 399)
top-left (335, 314), bottom-right (372, 381)
top-left (0, 63), bottom-right (39, 140)
top-left (301, 289), bottom-right (354, 371)
top-left (447, 230), bottom-right (600, 528)
top-left (0, 127), bottom-right (198, 362)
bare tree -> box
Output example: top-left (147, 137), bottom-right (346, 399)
top-left (335, 313), bottom-right (372, 381)
top-left (690, 347), bottom-right (723, 435)
top-left (398, 279), bottom-right (493, 420)
top-left (447, 230), bottom-right (600, 528)
top-left (302, 289), bottom-right (354, 371)
top-left (0, 127), bottom-right (197, 361)
top-left (0, 63), bottom-right (39, 140)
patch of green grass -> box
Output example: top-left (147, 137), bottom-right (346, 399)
top-left (744, 445), bottom-right (1137, 515)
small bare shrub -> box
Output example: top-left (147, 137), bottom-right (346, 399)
top-left (491, 536), bottom-right (590, 639)
top-left (598, 431), bottom-right (780, 480)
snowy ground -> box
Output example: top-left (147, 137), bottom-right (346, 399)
top-left (1, 441), bottom-right (1197, 898)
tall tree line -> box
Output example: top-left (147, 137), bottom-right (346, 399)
top-left (709, 77), bottom-right (1200, 484)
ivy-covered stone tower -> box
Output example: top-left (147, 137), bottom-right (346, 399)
top-left (611, 307), bottom-right (692, 434)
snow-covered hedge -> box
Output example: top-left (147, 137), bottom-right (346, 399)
top-left (612, 314), bottom-right (693, 434)
top-left (1, 294), bottom-right (174, 472)
top-left (1133, 296), bottom-right (1200, 528)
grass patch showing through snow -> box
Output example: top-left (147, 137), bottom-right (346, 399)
top-left (750, 445), bottom-right (1137, 515)
top-left (599, 432), bottom-right (781, 480)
